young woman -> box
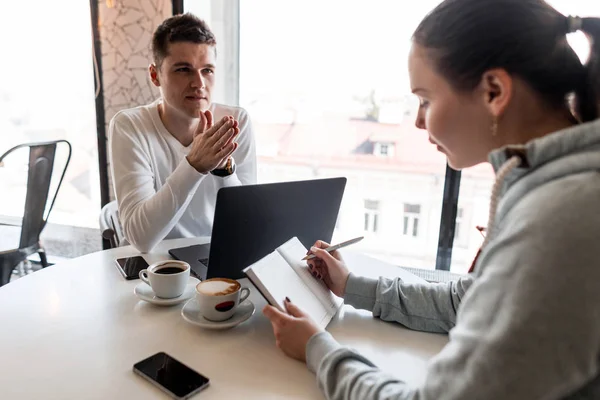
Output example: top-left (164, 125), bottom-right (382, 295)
top-left (263, 0), bottom-right (600, 398)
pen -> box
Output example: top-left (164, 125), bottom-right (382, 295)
top-left (301, 236), bottom-right (364, 261)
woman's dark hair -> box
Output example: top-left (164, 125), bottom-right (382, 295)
top-left (413, 0), bottom-right (600, 122)
top-left (152, 13), bottom-right (216, 69)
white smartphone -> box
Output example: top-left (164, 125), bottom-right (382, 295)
top-left (133, 352), bottom-right (210, 399)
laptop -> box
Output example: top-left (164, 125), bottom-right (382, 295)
top-left (168, 177), bottom-right (347, 280)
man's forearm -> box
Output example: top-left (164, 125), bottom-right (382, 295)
top-left (118, 158), bottom-right (205, 252)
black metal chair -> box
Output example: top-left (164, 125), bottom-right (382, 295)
top-left (99, 200), bottom-right (123, 249)
top-left (0, 140), bottom-right (72, 286)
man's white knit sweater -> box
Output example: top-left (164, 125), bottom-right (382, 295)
top-left (109, 99), bottom-right (257, 252)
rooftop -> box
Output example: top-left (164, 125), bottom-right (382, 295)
top-left (254, 114), bottom-right (494, 179)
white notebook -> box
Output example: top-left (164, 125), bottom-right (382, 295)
top-left (243, 237), bottom-right (344, 329)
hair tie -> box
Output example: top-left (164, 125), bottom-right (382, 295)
top-left (567, 15), bottom-right (583, 33)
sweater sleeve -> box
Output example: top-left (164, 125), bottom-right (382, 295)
top-left (109, 112), bottom-right (206, 253)
top-left (344, 273), bottom-right (473, 333)
top-left (306, 173), bottom-right (600, 400)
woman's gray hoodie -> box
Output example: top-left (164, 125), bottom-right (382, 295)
top-left (306, 120), bottom-right (600, 400)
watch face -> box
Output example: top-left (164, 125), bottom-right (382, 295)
top-left (226, 158), bottom-right (236, 174)
top-left (210, 158), bottom-right (235, 177)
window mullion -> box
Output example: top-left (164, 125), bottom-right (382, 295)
top-left (435, 164), bottom-right (461, 271)
top-left (172, 0), bottom-right (184, 15)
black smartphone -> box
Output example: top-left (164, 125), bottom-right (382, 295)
top-left (114, 256), bottom-right (149, 280)
top-left (133, 352), bottom-right (210, 399)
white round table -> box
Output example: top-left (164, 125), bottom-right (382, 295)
top-left (0, 237), bottom-right (447, 399)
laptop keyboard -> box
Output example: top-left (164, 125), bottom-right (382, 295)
top-left (199, 258), bottom-right (209, 267)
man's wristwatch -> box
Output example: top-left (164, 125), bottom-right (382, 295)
top-left (210, 157), bottom-right (236, 177)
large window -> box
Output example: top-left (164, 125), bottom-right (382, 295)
top-left (185, 0), bottom-right (600, 273)
top-left (0, 1), bottom-right (99, 230)
top-left (239, 0), bottom-right (447, 269)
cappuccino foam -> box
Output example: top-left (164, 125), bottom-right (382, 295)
top-left (197, 279), bottom-right (239, 296)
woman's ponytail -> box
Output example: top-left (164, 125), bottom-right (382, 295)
top-left (576, 17), bottom-right (600, 122)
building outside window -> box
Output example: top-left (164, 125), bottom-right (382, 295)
top-left (363, 200), bottom-right (380, 234)
top-left (403, 203), bottom-right (421, 238)
top-left (375, 142), bottom-right (394, 157)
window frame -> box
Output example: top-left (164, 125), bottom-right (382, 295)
top-left (181, 0), bottom-right (462, 271)
top-left (91, 0), bottom-right (110, 209)
top-left (374, 142), bottom-right (394, 157)
top-left (436, 165), bottom-right (461, 271)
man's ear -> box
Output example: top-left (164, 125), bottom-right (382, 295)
top-left (149, 64), bottom-right (160, 87)
top-left (479, 68), bottom-right (513, 118)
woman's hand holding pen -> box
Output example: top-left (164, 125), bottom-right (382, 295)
top-left (306, 240), bottom-right (350, 297)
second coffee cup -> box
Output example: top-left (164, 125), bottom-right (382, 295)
top-left (195, 278), bottom-right (250, 321)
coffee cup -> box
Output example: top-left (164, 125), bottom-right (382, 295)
top-left (139, 260), bottom-right (190, 299)
top-left (195, 278), bottom-right (250, 321)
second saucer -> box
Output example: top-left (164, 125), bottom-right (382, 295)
top-left (181, 298), bottom-right (255, 330)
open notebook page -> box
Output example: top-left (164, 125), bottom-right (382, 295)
top-left (277, 237), bottom-right (343, 318)
top-left (243, 250), bottom-right (332, 328)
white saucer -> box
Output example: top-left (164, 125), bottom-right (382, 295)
top-left (181, 298), bottom-right (255, 330)
top-left (134, 277), bottom-right (200, 306)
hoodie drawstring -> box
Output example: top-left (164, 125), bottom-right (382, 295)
top-left (468, 155), bottom-right (521, 273)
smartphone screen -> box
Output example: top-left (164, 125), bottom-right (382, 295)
top-left (133, 352), bottom-right (209, 399)
top-left (115, 256), bottom-right (149, 280)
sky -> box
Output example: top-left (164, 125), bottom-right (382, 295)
top-left (0, 0), bottom-right (96, 136)
top-left (235, 0), bottom-right (599, 121)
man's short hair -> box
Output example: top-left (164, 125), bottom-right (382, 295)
top-left (152, 13), bottom-right (216, 69)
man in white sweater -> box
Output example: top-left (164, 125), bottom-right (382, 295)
top-left (108, 14), bottom-right (257, 253)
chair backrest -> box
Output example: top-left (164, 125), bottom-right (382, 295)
top-left (99, 200), bottom-right (123, 249)
top-left (0, 140), bottom-right (72, 251)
